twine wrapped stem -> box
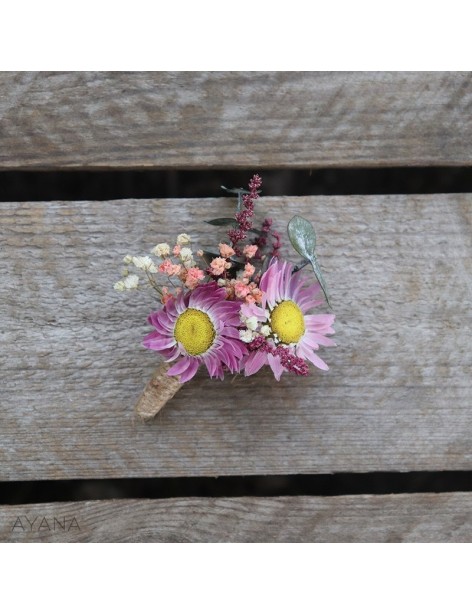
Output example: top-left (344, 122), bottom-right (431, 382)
top-left (134, 362), bottom-right (183, 420)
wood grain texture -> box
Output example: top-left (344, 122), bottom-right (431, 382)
top-left (1, 72), bottom-right (472, 169)
top-left (1, 195), bottom-right (471, 480)
top-left (2, 493), bottom-right (472, 542)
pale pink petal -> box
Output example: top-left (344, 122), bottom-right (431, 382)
top-left (167, 357), bottom-right (193, 377)
top-left (240, 303), bottom-right (266, 321)
top-left (179, 358), bottom-right (200, 382)
top-left (305, 350), bottom-right (329, 371)
top-left (142, 333), bottom-right (175, 351)
top-left (222, 326), bottom-right (242, 339)
top-left (267, 353), bottom-right (285, 381)
top-left (224, 338), bottom-right (247, 359)
top-left (213, 364), bottom-right (225, 380)
top-left (168, 356), bottom-right (200, 382)
top-left (215, 346), bottom-right (238, 372)
top-left (162, 345), bottom-right (181, 362)
top-left (305, 313), bottom-right (335, 328)
top-left (203, 354), bottom-right (220, 378)
top-left (304, 332), bottom-right (336, 347)
top-left (244, 350), bottom-right (268, 376)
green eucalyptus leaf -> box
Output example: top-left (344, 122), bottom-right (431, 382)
top-left (205, 218), bottom-right (238, 227)
top-left (288, 215), bottom-right (331, 308)
top-left (287, 215), bottom-right (317, 260)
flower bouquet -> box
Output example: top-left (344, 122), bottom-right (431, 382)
top-left (114, 175), bottom-right (335, 419)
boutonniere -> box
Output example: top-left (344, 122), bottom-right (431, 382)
top-left (115, 175), bottom-right (335, 419)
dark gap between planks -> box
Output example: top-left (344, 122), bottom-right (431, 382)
top-left (1, 472), bottom-right (472, 505)
top-left (1, 167), bottom-right (472, 201)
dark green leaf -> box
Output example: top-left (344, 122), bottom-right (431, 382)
top-left (229, 256), bottom-right (246, 266)
top-left (200, 250), bottom-right (220, 262)
top-left (205, 218), bottom-right (238, 227)
top-left (220, 186), bottom-right (250, 195)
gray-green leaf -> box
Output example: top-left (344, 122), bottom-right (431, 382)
top-left (287, 215), bottom-right (331, 308)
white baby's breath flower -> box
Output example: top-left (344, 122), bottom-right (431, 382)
top-left (260, 325), bottom-right (271, 337)
top-left (179, 247), bottom-right (195, 267)
top-left (123, 254), bottom-right (133, 264)
top-left (179, 247), bottom-right (193, 261)
top-left (151, 243), bottom-right (170, 257)
top-left (245, 316), bottom-right (258, 331)
top-left (114, 272), bottom-right (138, 291)
top-left (176, 233), bottom-right (191, 246)
top-left (123, 274), bottom-right (139, 289)
top-left (239, 329), bottom-right (254, 343)
top-left (132, 256), bottom-right (157, 273)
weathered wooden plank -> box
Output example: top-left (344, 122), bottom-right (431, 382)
top-left (1, 195), bottom-right (471, 480)
top-left (1, 72), bottom-right (472, 169)
top-left (2, 493), bottom-right (472, 542)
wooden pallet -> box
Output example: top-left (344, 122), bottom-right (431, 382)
top-left (1, 72), bottom-right (471, 542)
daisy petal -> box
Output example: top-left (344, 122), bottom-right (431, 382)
top-left (244, 350), bottom-right (267, 376)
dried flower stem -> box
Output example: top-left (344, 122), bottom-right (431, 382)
top-left (134, 362), bottom-right (183, 420)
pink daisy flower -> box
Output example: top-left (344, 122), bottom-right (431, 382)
top-left (143, 282), bottom-right (247, 383)
top-left (241, 259), bottom-right (335, 380)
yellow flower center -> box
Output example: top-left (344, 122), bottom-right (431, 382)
top-left (174, 308), bottom-right (215, 355)
top-left (270, 300), bottom-right (305, 344)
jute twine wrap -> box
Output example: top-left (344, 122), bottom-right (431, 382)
top-left (134, 362), bottom-right (183, 420)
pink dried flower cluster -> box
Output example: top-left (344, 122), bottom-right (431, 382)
top-left (243, 244), bottom-right (258, 259)
top-left (225, 278), bottom-right (262, 304)
top-left (158, 259), bottom-right (182, 276)
top-left (209, 257), bottom-right (231, 276)
top-left (184, 267), bottom-right (205, 289)
top-left (219, 243), bottom-right (235, 258)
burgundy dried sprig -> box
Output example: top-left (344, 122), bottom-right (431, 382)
top-left (228, 174), bottom-right (262, 255)
top-left (275, 346), bottom-right (309, 376)
top-left (247, 335), bottom-right (268, 352)
top-left (254, 217), bottom-right (282, 259)
top-left (247, 335), bottom-right (309, 376)
top-left (271, 229), bottom-right (282, 258)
